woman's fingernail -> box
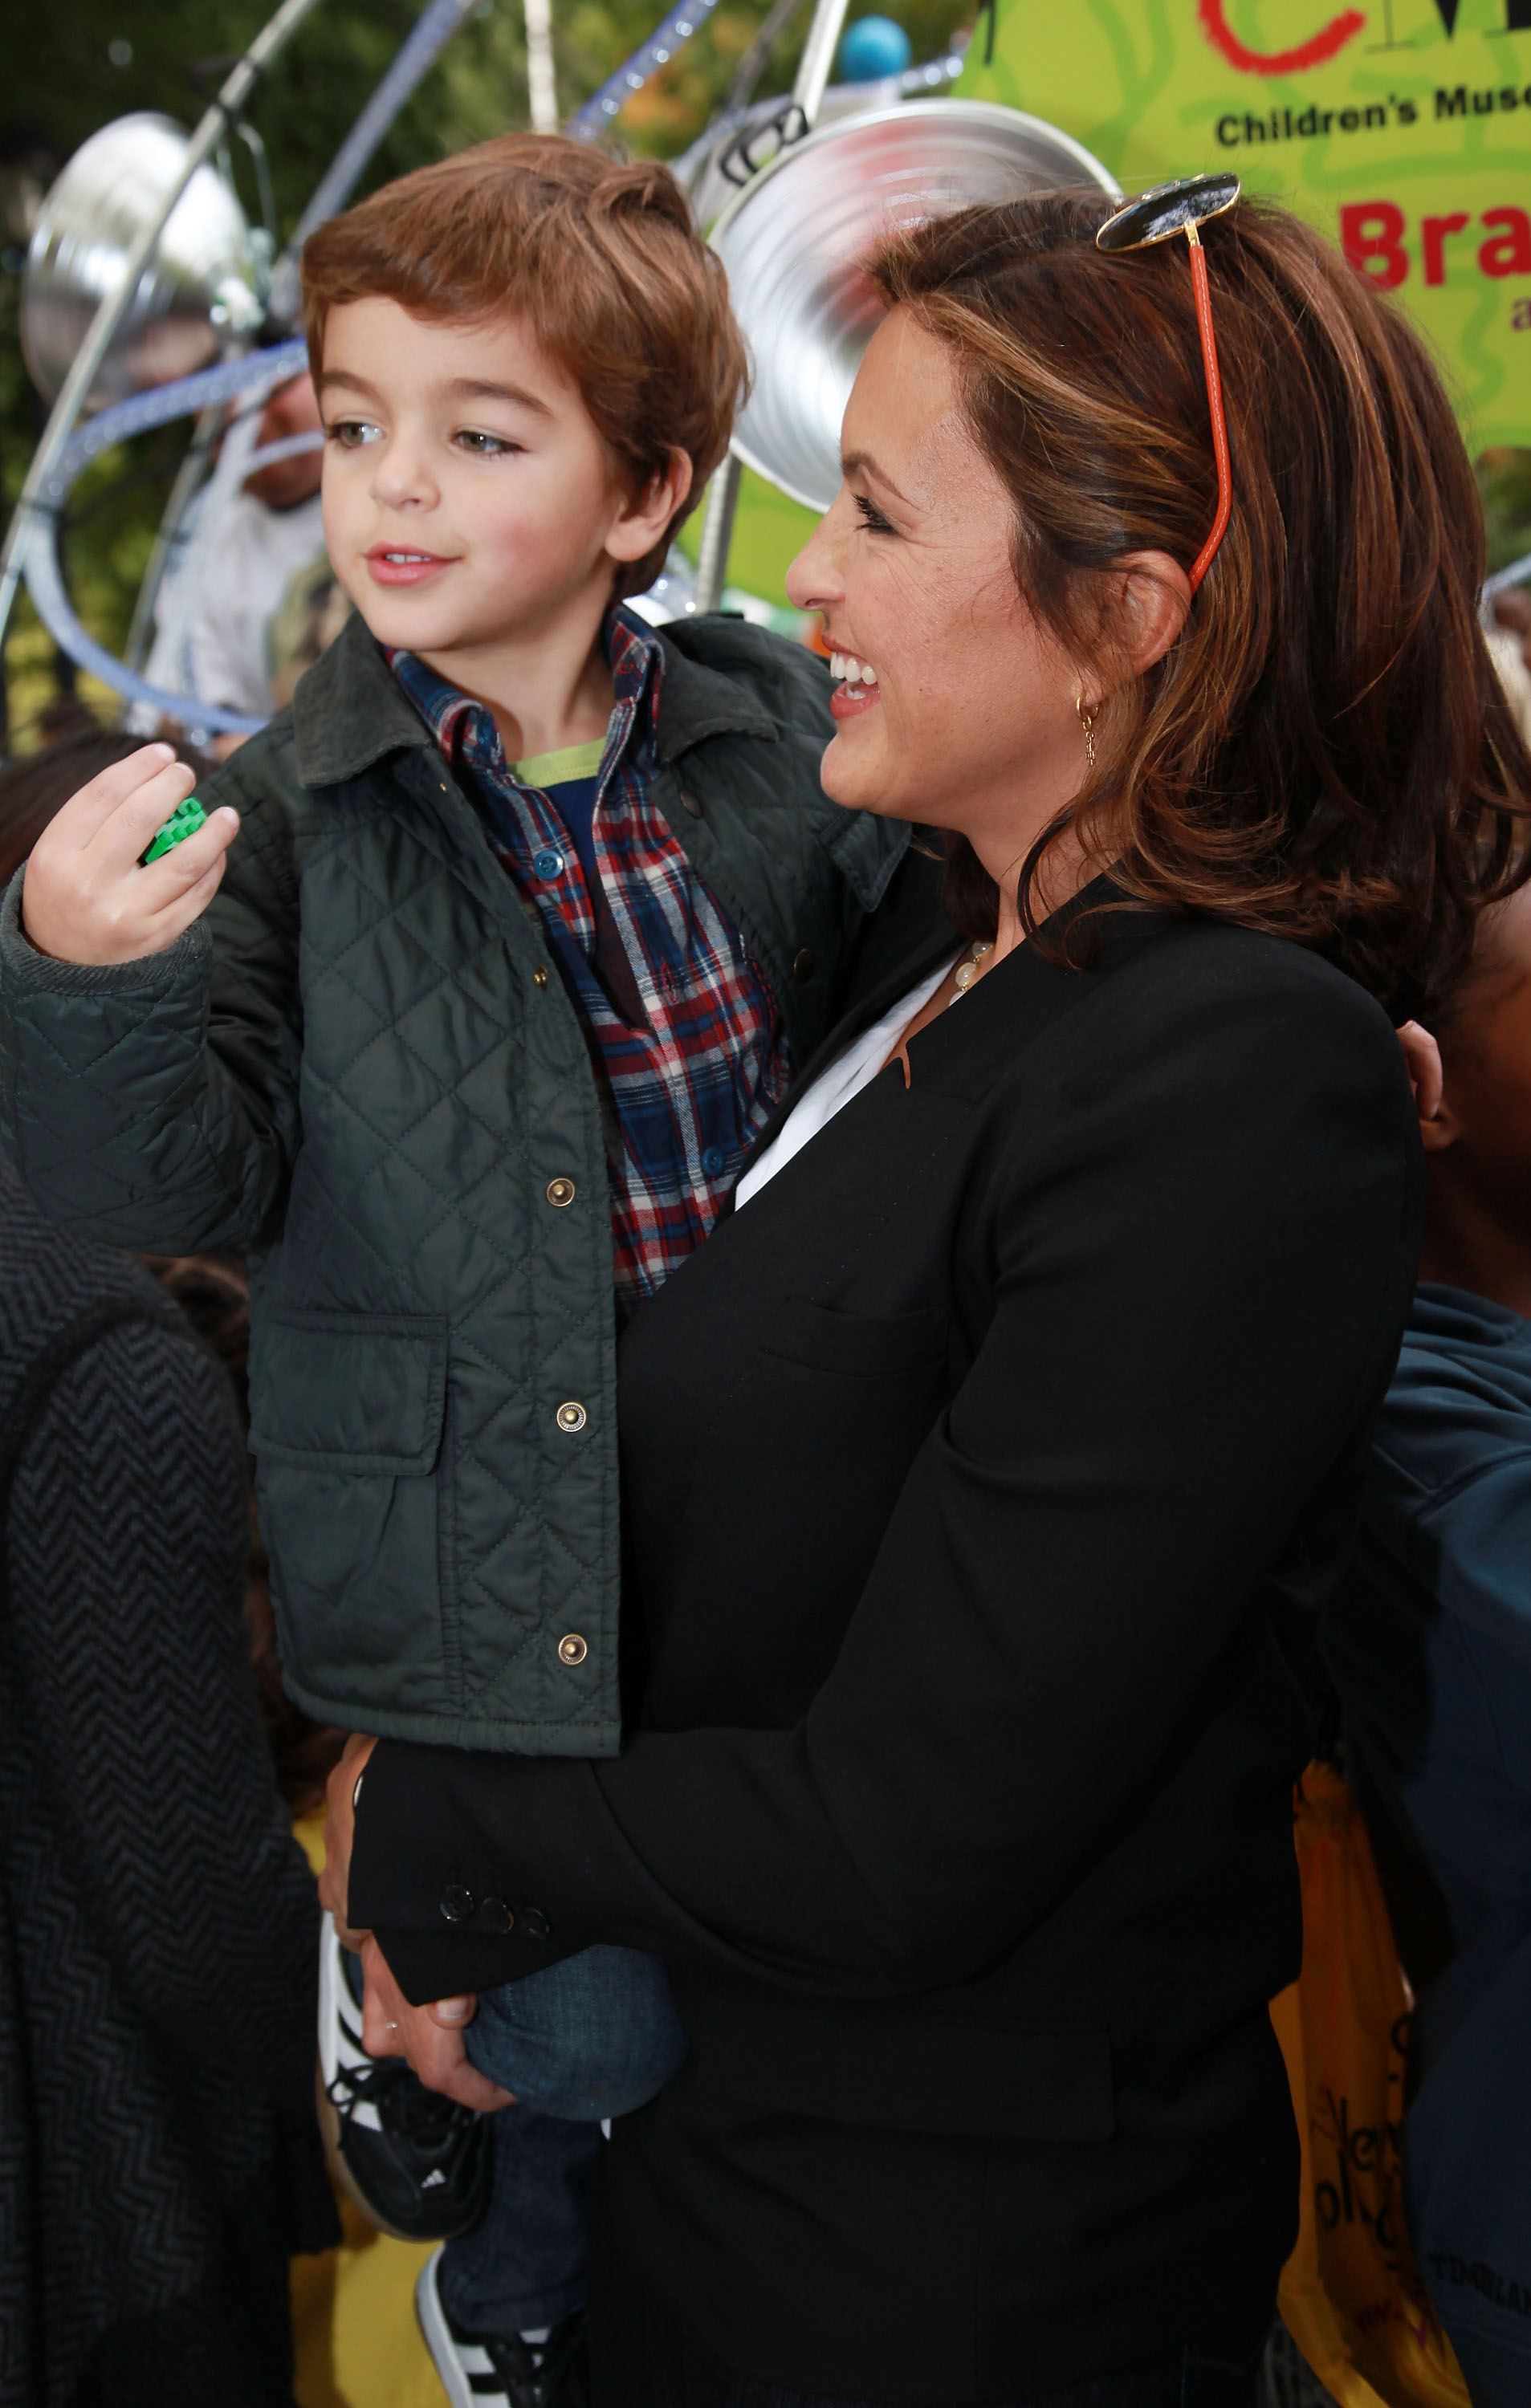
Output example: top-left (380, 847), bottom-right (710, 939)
top-left (434, 1998), bottom-right (470, 2024)
top-left (217, 808), bottom-right (240, 828)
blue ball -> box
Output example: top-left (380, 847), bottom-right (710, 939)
top-left (837, 14), bottom-right (912, 82)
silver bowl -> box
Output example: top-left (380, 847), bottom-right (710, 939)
top-left (710, 99), bottom-right (1120, 513)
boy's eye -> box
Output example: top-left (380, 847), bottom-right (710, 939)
top-left (455, 429), bottom-right (520, 457)
top-left (327, 418), bottom-right (381, 449)
top-left (853, 492), bottom-right (896, 534)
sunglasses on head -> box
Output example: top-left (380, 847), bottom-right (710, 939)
top-left (1095, 173), bottom-right (1241, 596)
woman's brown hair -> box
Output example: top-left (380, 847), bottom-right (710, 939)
top-left (867, 193), bottom-right (1530, 1022)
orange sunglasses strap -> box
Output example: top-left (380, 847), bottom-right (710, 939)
top-left (1185, 229), bottom-right (1232, 594)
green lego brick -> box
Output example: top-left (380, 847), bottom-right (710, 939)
top-left (140, 795), bottom-right (207, 866)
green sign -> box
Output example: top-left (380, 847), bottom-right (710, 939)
top-left (957, 0), bottom-right (1531, 449)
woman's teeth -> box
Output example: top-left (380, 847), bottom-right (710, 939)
top-left (829, 650), bottom-right (879, 695)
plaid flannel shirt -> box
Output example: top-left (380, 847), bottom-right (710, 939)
top-left (389, 612), bottom-right (791, 1315)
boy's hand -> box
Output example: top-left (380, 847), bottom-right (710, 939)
top-left (21, 742), bottom-right (240, 966)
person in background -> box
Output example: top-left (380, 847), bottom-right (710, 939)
top-left (140, 370), bottom-right (333, 752)
top-left (1484, 587), bottom-right (1531, 753)
top-left (1324, 882), bottom-right (1531, 2408)
top-left (0, 729), bottom-right (338, 2408)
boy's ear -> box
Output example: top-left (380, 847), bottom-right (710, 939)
top-left (605, 449), bottom-right (694, 567)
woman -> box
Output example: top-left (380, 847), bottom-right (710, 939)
top-left (324, 190), bottom-right (1529, 2405)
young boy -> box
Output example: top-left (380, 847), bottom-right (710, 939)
top-left (0, 137), bottom-right (920, 2407)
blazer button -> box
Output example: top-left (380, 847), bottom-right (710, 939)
top-left (519, 1907), bottom-right (552, 1940)
top-left (439, 1883), bottom-right (475, 1923)
top-left (557, 1632), bottom-right (588, 1666)
top-left (792, 947), bottom-right (815, 982)
top-left (556, 1401), bottom-right (587, 1434)
top-left (532, 966), bottom-right (549, 989)
top-left (478, 1896), bottom-right (515, 1934)
top-left (546, 1177), bottom-right (576, 1208)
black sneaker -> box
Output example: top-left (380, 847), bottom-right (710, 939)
top-left (416, 2246), bottom-right (588, 2408)
top-left (316, 1909), bottom-right (492, 2243)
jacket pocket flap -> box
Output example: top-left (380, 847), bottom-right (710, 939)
top-left (762, 1296), bottom-right (949, 1378)
top-left (695, 1993), bottom-right (1114, 2144)
top-left (248, 1312), bottom-right (448, 1474)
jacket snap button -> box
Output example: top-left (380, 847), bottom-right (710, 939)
top-left (440, 1883), bottom-right (475, 1923)
top-left (520, 1906), bottom-right (552, 1940)
top-left (556, 1401), bottom-right (587, 1433)
top-left (478, 1896), bottom-right (515, 1934)
top-left (792, 947), bottom-right (816, 982)
top-left (546, 1177), bottom-right (576, 1208)
top-left (532, 966), bottom-right (549, 990)
top-left (558, 1632), bottom-right (588, 1666)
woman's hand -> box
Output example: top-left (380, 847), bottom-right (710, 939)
top-left (20, 744), bottom-right (239, 965)
top-left (356, 1934), bottom-right (513, 2113)
top-left (320, 1730), bottom-right (378, 1947)
top-left (321, 1734), bottom-right (511, 2110)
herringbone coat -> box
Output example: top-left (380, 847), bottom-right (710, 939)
top-left (0, 1168), bottom-right (334, 2408)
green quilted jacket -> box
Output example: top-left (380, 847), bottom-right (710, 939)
top-left (0, 612), bottom-right (909, 1753)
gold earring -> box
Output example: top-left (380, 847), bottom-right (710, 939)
top-left (1075, 694), bottom-right (1098, 772)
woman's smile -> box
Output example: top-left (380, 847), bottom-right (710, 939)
top-left (828, 648), bottom-right (882, 718)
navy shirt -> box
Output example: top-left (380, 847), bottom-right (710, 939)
top-left (388, 619), bottom-right (790, 1316)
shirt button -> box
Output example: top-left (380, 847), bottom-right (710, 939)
top-left (439, 1883), bottom-right (475, 1924)
top-left (520, 1906), bottom-right (552, 1941)
top-left (478, 1896), bottom-right (515, 1934)
top-left (558, 1632), bottom-right (588, 1666)
top-left (701, 1146), bottom-right (725, 1178)
top-left (793, 947), bottom-right (816, 982)
top-left (532, 966), bottom-right (549, 989)
top-left (546, 1177), bottom-right (576, 1208)
top-left (556, 1400), bottom-right (588, 1433)
top-left (532, 848), bottom-right (566, 881)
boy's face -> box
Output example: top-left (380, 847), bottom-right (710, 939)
top-left (316, 299), bottom-right (651, 669)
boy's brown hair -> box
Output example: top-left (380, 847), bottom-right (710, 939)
top-left (301, 135), bottom-right (746, 596)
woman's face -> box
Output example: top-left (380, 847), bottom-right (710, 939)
top-left (785, 309), bottom-right (1087, 879)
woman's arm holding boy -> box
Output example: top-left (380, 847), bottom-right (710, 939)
top-left (0, 738), bottom-right (303, 1251)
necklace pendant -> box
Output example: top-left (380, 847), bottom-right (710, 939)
top-left (951, 940), bottom-right (993, 1000)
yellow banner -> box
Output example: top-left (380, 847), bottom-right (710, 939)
top-left (957, 0), bottom-right (1531, 449)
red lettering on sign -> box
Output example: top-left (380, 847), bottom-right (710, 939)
top-left (1422, 211), bottom-right (1472, 285)
top-left (1340, 201), bottom-right (1409, 289)
top-left (1480, 207), bottom-right (1531, 278)
top-left (1197, 0), bottom-right (1367, 75)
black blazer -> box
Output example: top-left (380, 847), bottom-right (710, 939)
top-left (352, 890), bottom-right (1421, 2401)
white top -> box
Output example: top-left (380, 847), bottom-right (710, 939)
top-left (736, 954), bottom-right (957, 1208)
top-left (140, 489), bottom-right (328, 720)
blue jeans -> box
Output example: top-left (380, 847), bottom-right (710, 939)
top-left (439, 1945), bottom-right (687, 2338)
